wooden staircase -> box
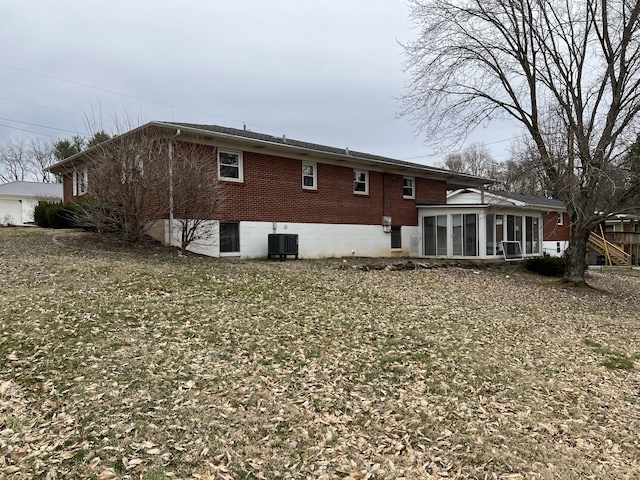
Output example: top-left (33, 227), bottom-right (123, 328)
top-left (587, 232), bottom-right (631, 266)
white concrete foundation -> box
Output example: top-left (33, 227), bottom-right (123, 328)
top-left (154, 220), bottom-right (420, 259)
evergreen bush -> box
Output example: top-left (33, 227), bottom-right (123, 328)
top-left (525, 255), bottom-right (565, 277)
top-left (35, 201), bottom-right (77, 229)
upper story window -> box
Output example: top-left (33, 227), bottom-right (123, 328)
top-left (354, 170), bottom-right (368, 194)
top-left (218, 150), bottom-right (243, 182)
top-left (403, 176), bottom-right (415, 199)
top-left (73, 167), bottom-right (88, 196)
top-left (557, 212), bottom-right (564, 225)
top-left (122, 155), bottom-right (144, 183)
top-left (302, 162), bottom-right (317, 190)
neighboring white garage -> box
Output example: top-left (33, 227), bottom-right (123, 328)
top-left (0, 181), bottom-right (63, 225)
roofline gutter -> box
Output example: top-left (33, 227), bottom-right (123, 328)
top-left (152, 122), bottom-right (491, 185)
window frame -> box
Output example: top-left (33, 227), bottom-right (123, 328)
top-left (218, 150), bottom-right (243, 182)
top-left (353, 170), bottom-right (368, 195)
top-left (73, 167), bottom-right (88, 196)
top-left (423, 215), bottom-right (448, 256)
top-left (403, 176), bottom-right (415, 199)
top-left (557, 212), bottom-right (564, 225)
top-left (219, 222), bottom-right (240, 255)
top-left (390, 226), bottom-right (402, 249)
top-left (302, 162), bottom-right (317, 190)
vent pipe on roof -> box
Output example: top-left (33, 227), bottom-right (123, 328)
top-left (345, 147), bottom-right (350, 155)
top-left (243, 122), bottom-right (246, 131)
top-left (282, 134), bottom-right (287, 142)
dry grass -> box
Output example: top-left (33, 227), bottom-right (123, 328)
top-left (1, 227), bottom-right (639, 480)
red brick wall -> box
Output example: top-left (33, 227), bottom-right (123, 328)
top-left (60, 143), bottom-right (450, 227)
top-left (543, 211), bottom-right (570, 241)
top-left (416, 178), bottom-right (447, 204)
top-left (215, 151), bottom-right (447, 226)
top-left (62, 173), bottom-right (74, 203)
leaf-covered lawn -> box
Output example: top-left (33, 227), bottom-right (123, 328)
top-left (1, 228), bottom-right (639, 479)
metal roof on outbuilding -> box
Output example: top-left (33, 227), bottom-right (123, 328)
top-left (0, 181), bottom-right (63, 199)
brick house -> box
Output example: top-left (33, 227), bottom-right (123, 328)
top-left (46, 121), bottom-right (492, 259)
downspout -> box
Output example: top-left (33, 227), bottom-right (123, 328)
top-left (168, 141), bottom-right (173, 247)
top-left (168, 129), bottom-right (181, 247)
top-left (383, 173), bottom-right (387, 217)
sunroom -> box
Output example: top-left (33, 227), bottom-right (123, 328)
top-left (417, 189), bottom-right (547, 261)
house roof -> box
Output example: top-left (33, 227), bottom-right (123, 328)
top-left (0, 181), bottom-right (63, 199)
top-left (46, 121), bottom-right (490, 190)
top-left (486, 190), bottom-right (565, 209)
top-left (446, 188), bottom-right (565, 210)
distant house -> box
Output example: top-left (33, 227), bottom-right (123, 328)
top-left (45, 122), bottom-right (489, 259)
top-left (589, 214), bottom-right (640, 266)
top-left (417, 188), bottom-right (569, 260)
top-left (0, 181), bottom-right (63, 225)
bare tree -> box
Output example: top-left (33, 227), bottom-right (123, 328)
top-left (171, 142), bottom-right (223, 254)
top-left (0, 138), bottom-right (30, 182)
top-left (28, 138), bottom-right (56, 182)
top-left (0, 137), bottom-right (58, 183)
top-left (441, 143), bottom-right (498, 178)
top-left (402, 0), bottom-right (640, 284)
top-left (74, 123), bottom-right (170, 246)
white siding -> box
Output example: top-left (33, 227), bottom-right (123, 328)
top-left (543, 240), bottom-right (568, 257)
top-left (21, 199), bottom-right (39, 223)
top-left (0, 199), bottom-right (22, 225)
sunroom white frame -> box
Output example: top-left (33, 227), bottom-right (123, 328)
top-left (418, 205), bottom-right (543, 260)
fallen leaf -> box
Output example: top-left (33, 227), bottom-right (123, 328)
top-left (98, 468), bottom-right (117, 480)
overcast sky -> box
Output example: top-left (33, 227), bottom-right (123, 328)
top-left (0, 0), bottom-right (517, 165)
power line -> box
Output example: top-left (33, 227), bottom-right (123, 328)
top-left (0, 123), bottom-right (62, 139)
top-left (0, 96), bottom-right (84, 118)
top-left (0, 62), bottom-right (245, 125)
top-left (0, 117), bottom-right (86, 135)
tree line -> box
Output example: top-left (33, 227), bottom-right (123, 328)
top-left (0, 132), bottom-right (111, 183)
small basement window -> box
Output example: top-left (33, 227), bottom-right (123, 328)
top-left (391, 226), bottom-right (401, 249)
top-left (220, 222), bottom-right (240, 253)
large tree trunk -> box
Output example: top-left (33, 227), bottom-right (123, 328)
top-left (563, 228), bottom-right (589, 285)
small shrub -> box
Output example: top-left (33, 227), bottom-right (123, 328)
top-left (2, 214), bottom-right (16, 226)
top-left (35, 201), bottom-right (77, 229)
top-left (526, 255), bottom-right (564, 277)
top-left (34, 201), bottom-right (53, 228)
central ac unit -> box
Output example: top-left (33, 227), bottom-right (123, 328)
top-left (268, 234), bottom-right (299, 260)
